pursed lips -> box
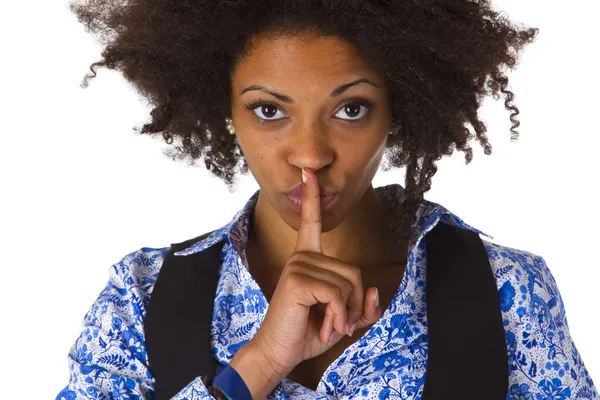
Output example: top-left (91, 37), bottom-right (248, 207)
top-left (286, 183), bottom-right (338, 196)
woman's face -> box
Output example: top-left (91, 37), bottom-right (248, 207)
top-left (230, 33), bottom-right (392, 233)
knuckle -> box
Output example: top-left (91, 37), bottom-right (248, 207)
top-left (282, 265), bottom-right (303, 283)
top-left (351, 265), bottom-right (362, 280)
top-left (325, 281), bottom-right (341, 300)
top-left (282, 262), bottom-right (296, 276)
top-left (285, 257), bottom-right (307, 272)
top-left (343, 279), bottom-right (354, 298)
top-left (290, 251), bottom-right (310, 264)
top-left (334, 285), bottom-right (344, 301)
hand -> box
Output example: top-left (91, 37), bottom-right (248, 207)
top-left (250, 167), bottom-right (383, 377)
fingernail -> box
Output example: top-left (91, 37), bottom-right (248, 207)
top-left (328, 331), bottom-right (336, 345)
top-left (302, 168), bottom-right (307, 184)
top-left (348, 322), bottom-right (357, 337)
top-left (374, 288), bottom-right (379, 308)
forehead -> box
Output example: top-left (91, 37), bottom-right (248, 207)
top-left (231, 35), bottom-right (383, 89)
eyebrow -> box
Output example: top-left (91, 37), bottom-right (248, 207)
top-left (239, 77), bottom-right (381, 104)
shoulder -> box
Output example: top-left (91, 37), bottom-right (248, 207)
top-left (481, 239), bottom-right (599, 398)
top-left (85, 245), bottom-right (171, 326)
top-left (60, 245), bottom-right (173, 398)
top-left (480, 238), bottom-right (565, 330)
top-left (111, 245), bottom-right (171, 290)
top-left (481, 239), bottom-right (562, 324)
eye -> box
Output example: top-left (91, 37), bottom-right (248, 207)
top-left (244, 101), bottom-right (286, 124)
top-left (243, 99), bottom-right (374, 126)
top-left (333, 101), bottom-right (373, 124)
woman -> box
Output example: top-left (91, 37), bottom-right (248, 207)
top-left (58, 1), bottom-right (598, 399)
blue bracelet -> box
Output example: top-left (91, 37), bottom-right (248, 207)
top-left (213, 364), bottom-right (253, 400)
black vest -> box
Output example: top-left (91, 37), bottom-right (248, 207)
top-left (144, 221), bottom-right (509, 399)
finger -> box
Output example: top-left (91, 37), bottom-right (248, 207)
top-left (322, 305), bottom-right (344, 345)
top-left (306, 279), bottom-right (348, 338)
top-left (296, 263), bottom-right (355, 336)
top-left (342, 268), bottom-right (363, 335)
top-left (293, 252), bottom-right (364, 336)
top-left (321, 311), bottom-right (334, 345)
top-left (293, 167), bottom-right (322, 254)
top-left (354, 287), bottom-right (383, 331)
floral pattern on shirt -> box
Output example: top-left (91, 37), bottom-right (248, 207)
top-left (57, 184), bottom-right (598, 399)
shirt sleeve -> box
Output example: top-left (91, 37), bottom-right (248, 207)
top-left (54, 248), bottom-right (218, 400)
top-left (521, 255), bottom-right (599, 399)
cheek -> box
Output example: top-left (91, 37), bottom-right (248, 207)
top-left (237, 138), bottom-right (281, 176)
top-left (348, 136), bottom-right (386, 165)
top-left (343, 138), bottom-right (387, 184)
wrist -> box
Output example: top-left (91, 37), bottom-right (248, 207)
top-left (228, 339), bottom-right (288, 399)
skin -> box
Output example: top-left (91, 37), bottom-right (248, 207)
top-left (228, 33), bottom-right (409, 389)
top-left (230, 32), bottom-right (406, 275)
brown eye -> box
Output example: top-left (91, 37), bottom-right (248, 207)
top-left (257, 104), bottom-right (279, 119)
top-left (243, 99), bottom-right (374, 126)
top-left (334, 101), bottom-right (373, 123)
top-left (244, 101), bottom-right (285, 122)
top-left (343, 104), bottom-right (361, 118)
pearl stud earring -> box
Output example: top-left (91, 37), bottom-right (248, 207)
top-left (225, 117), bottom-right (235, 135)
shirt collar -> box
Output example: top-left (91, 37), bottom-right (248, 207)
top-left (174, 183), bottom-right (493, 258)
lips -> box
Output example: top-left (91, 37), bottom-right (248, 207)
top-left (287, 193), bottom-right (338, 214)
top-left (286, 183), bottom-right (337, 196)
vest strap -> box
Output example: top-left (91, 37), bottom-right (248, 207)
top-left (145, 222), bottom-right (508, 399)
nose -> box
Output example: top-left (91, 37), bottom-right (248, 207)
top-left (287, 122), bottom-right (334, 170)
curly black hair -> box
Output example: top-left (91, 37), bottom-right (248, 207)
top-left (68, 0), bottom-right (538, 240)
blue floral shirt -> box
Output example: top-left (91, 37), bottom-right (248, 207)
top-left (57, 184), bottom-right (598, 400)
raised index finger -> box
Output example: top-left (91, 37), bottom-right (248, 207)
top-left (293, 167), bottom-right (322, 254)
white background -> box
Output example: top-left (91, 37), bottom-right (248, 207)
top-left (0, 0), bottom-right (598, 398)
